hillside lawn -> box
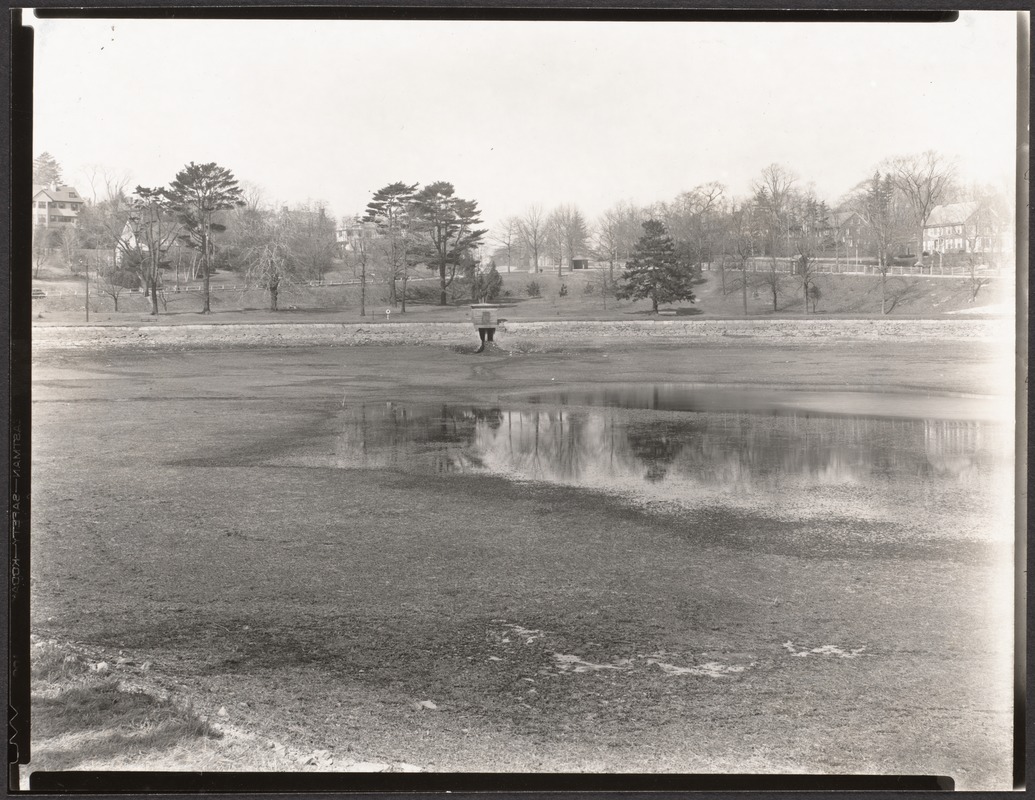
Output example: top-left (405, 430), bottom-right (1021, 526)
top-left (29, 257), bottom-right (1012, 327)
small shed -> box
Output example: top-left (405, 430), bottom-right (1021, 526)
top-left (571, 258), bottom-right (590, 270)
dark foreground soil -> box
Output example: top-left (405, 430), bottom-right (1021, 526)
top-left (28, 340), bottom-right (1015, 787)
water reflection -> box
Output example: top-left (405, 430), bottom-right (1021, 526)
top-left (320, 400), bottom-right (1003, 494)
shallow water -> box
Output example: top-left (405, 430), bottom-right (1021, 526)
top-left (278, 385), bottom-right (1012, 543)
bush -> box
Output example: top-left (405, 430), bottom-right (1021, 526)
top-left (478, 263), bottom-right (503, 303)
top-left (526, 281), bottom-right (541, 298)
top-left (403, 284), bottom-right (441, 304)
top-left (559, 283), bottom-right (568, 297)
top-left (583, 282), bottom-right (595, 295)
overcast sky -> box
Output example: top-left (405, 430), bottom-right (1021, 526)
top-left (31, 12), bottom-right (1021, 230)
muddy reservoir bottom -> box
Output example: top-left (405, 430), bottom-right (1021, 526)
top-left (29, 346), bottom-right (1016, 785)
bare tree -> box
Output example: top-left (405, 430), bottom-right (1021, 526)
top-left (854, 171), bottom-right (910, 313)
top-left (243, 213), bottom-right (294, 311)
top-left (752, 163), bottom-right (798, 258)
top-left (594, 206), bottom-right (622, 279)
top-left (553, 204), bottom-right (589, 273)
top-left (491, 216), bottom-right (521, 273)
top-left (885, 150), bottom-right (958, 266)
top-left (723, 203), bottom-right (759, 314)
top-left (793, 231), bottom-right (823, 315)
top-left (284, 200), bottom-right (338, 282)
top-left (130, 187), bottom-right (182, 315)
top-left (57, 225), bottom-right (79, 269)
top-left (96, 259), bottom-right (134, 312)
top-left (545, 207), bottom-right (566, 275)
top-left (659, 182), bottom-right (726, 272)
top-left (594, 201), bottom-right (642, 280)
top-left (517, 204), bottom-right (547, 273)
top-left (341, 215), bottom-right (375, 317)
top-left (32, 224), bottom-right (56, 278)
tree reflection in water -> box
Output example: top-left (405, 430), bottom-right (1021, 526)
top-left (323, 402), bottom-right (1004, 497)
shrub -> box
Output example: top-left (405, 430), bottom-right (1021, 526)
top-left (526, 281), bottom-right (541, 298)
top-left (583, 282), bottom-right (595, 295)
top-left (404, 284), bottom-right (441, 304)
top-left (479, 263), bottom-right (503, 303)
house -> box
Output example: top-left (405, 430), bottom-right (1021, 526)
top-left (32, 184), bottom-right (85, 227)
top-left (923, 202), bottom-right (1002, 255)
top-left (828, 210), bottom-right (872, 253)
top-left (337, 219), bottom-right (380, 253)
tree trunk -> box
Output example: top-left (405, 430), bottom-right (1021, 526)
top-left (150, 275), bottom-right (159, 315)
top-left (201, 231), bottom-right (211, 314)
top-left (270, 283), bottom-right (279, 311)
top-left (360, 262), bottom-right (366, 317)
top-left (651, 294), bottom-right (659, 314)
top-left (439, 262), bottom-right (448, 306)
top-left (741, 264), bottom-right (747, 315)
top-left (401, 276), bottom-right (407, 313)
top-left (881, 271), bottom-right (887, 314)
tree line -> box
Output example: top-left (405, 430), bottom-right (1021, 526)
top-left (492, 152), bottom-right (1008, 313)
top-left (33, 149), bottom-right (1007, 316)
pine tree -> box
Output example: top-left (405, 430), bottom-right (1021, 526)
top-left (410, 182), bottom-right (486, 306)
top-left (364, 182), bottom-right (418, 309)
top-left (164, 162), bottom-right (245, 313)
top-left (615, 220), bottom-right (696, 313)
top-left (33, 152), bottom-right (62, 186)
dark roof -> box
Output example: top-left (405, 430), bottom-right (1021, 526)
top-left (33, 184), bottom-right (85, 204)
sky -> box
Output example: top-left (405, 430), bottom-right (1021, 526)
top-left (30, 12), bottom-right (1022, 231)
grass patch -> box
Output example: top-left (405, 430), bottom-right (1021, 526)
top-left (30, 640), bottom-right (220, 772)
top-left (29, 716), bottom-right (219, 772)
top-left (31, 641), bottom-right (89, 682)
top-left (34, 678), bottom-right (206, 736)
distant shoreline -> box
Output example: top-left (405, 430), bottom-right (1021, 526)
top-left (30, 317), bottom-right (1009, 353)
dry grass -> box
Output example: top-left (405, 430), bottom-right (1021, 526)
top-left (29, 640), bottom-right (220, 773)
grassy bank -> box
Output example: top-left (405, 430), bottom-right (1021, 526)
top-left (30, 261), bottom-right (1012, 326)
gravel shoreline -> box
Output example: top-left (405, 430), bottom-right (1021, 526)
top-left (30, 317), bottom-right (1008, 352)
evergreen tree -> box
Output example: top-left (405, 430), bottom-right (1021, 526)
top-left (471, 260), bottom-right (503, 303)
top-left (33, 152), bottom-right (62, 185)
top-left (863, 171), bottom-right (900, 314)
top-left (410, 182), bottom-right (486, 306)
top-left (164, 161), bottom-right (245, 313)
top-left (615, 219), bottom-right (696, 313)
top-left (364, 182), bottom-right (418, 309)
